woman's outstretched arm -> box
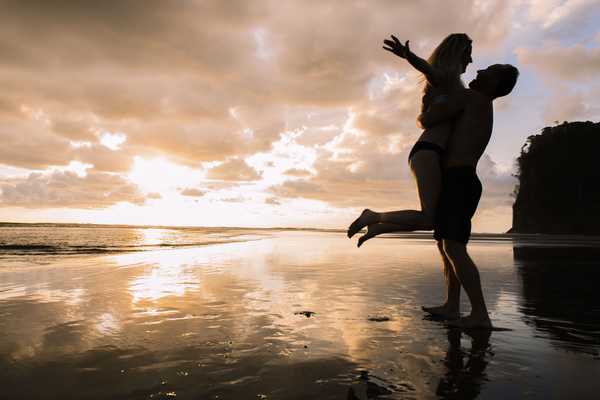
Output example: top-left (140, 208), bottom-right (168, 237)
top-left (383, 35), bottom-right (444, 86)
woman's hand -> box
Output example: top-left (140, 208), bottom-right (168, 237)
top-left (383, 35), bottom-right (411, 59)
top-left (383, 35), bottom-right (441, 87)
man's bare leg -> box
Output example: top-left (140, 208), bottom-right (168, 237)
top-left (442, 239), bottom-right (491, 328)
top-left (422, 241), bottom-right (461, 319)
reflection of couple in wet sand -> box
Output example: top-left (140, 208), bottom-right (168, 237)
top-left (348, 34), bottom-right (519, 329)
top-left (436, 328), bottom-right (492, 399)
top-left (347, 329), bottom-right (492, 399)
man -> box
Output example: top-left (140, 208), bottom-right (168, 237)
top-left (419, 64), bottom-right (519, 328)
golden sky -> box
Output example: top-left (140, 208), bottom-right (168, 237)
top-left (1, 0), bottom-right (599, 231)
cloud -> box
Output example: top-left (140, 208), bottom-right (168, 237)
top-left (516, 41), bottom-right (600, 81)
top-left (220, 195), bottom-right (246, 203)
top-left (0, 171), bottom-right (145, 208)
top-left (0, 0), bottom-right (517, 171)
top-left (543, 87), bottom-right (588, 123)
top-left (354, 112), bottom-right (405, 137)
top-left (270, 147), bottom-right (517, 233)
top-left (515, 38), bottom-right (600, 124)
top-left (265, 197), bottom-right (281, 205)
top-left (283, 168), bottom-right (313, 178)
top-left (50, 115), bottom-right (96, 141)
top-left (180, 188), bottom-right (206, 197)
top-left (146, 192), bottom-right (162, 199)
top-left (477, 154), bottom-right (518, 204)
top-left (526, 0), bottom-right (600, 30)
top-left (270, 141), bottom-right (418, 209)
top-left (73, 144), bottom-right (135, 172)
top-left (206, 158), bottom-right (261, 181)
top-left (0, 116), bottom-right (74, 170)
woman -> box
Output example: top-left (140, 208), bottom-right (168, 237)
top-left (348, 33), bottom-right (473, 247)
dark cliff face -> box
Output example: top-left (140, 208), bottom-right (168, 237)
top-left (512, 121), bottom-right (600, 234)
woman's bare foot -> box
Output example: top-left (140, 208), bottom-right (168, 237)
top-left (357, 222), bottom-right (405, 247)
top-left (421, 305), bottom-right (460, 320)
top-left (447, 314), bottom-right (492, 329)
top-left (347, 209), bottom-right (379, 238)
top-left (357, 232), bottom-right (373, 248)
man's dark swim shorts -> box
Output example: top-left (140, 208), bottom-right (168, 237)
top-left (434, 166), bottom-right (482, 244)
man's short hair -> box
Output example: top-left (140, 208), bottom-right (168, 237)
top-left (494, 64), bottom-right (519, 98)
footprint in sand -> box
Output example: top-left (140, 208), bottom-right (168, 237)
top-left (367, 315), bottom-right (391, 322)
top-left (294, 311), bottom-right (316, 318)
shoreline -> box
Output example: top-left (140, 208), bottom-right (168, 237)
top-left (3, 221), bottom-right (600, 239)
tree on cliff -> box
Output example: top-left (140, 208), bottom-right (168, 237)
top-left (512, 121), bottom-right (600, 234)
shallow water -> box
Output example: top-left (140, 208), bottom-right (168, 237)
top-left (0, 224), bottom-right (268, 259)
top-left (0, 230), bottom-right (599, 399)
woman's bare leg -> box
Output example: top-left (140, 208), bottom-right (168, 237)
top-left (356, 222), bottom-right (405, 247)
top-left (348, 150), bottom-right (442, 240)
top-left (379, 151), bottom-right (441, 228)
top-left (422, 241), bottom-right (461, 319)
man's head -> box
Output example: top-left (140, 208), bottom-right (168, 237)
top-left (469, 64), bottom-right (519, 99)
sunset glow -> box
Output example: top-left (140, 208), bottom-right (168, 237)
top-left (1, 1), bottom-right (599, 232)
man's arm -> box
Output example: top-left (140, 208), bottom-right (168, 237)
top-left (417, 90), bottom-right (469, 129)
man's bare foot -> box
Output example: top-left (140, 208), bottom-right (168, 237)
top-left (421, 305), bottom-right (460, 320)
top-left (347, 209), bottom-right (379, 238)
top-left (447, 314), bottom-right (492, 329)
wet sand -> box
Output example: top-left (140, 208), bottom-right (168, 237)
top-left (1, 231), bottom-right (599, 399)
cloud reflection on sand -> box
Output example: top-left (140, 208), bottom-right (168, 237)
top-left (113, 235), bottom-right (423, 391)
top-left (128, 262), bottom-right (199, 304)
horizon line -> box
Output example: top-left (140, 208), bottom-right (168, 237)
top-left (0, 220), bottom-right (515, 235)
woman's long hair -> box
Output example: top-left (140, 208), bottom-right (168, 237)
top-left (422, 33), bottom-right (472, 108)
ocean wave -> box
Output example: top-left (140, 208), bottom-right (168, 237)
top-left (0, 237), bottom-right (264, 256)
top-left (0, 244), bottom-right (136, 256)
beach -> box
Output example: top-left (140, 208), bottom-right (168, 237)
top-left (1, 226), bottom-right (599, 399)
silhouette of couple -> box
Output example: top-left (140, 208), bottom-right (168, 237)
top-left (348, 34), bottom-right (519, 329)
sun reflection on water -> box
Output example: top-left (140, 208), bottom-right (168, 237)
top-left (95, 312), bottom-right (121, 335)
top-left (139, 228), bottom-right (173, 246)
top-left (127, 251), bottom-right (200, 304)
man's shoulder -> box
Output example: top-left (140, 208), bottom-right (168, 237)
top-left (462, 89), bottom-right (491, 108)
top-left (451, 88), bottom-right (480, 103)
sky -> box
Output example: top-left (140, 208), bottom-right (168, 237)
top-left (0, 0), bottom-right (599, 232)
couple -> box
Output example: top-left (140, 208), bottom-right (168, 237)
top-left (347, 33), bottom-right (518, 329)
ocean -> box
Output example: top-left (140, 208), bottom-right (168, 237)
top-left (0, 223), bottom-right (277, 258)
